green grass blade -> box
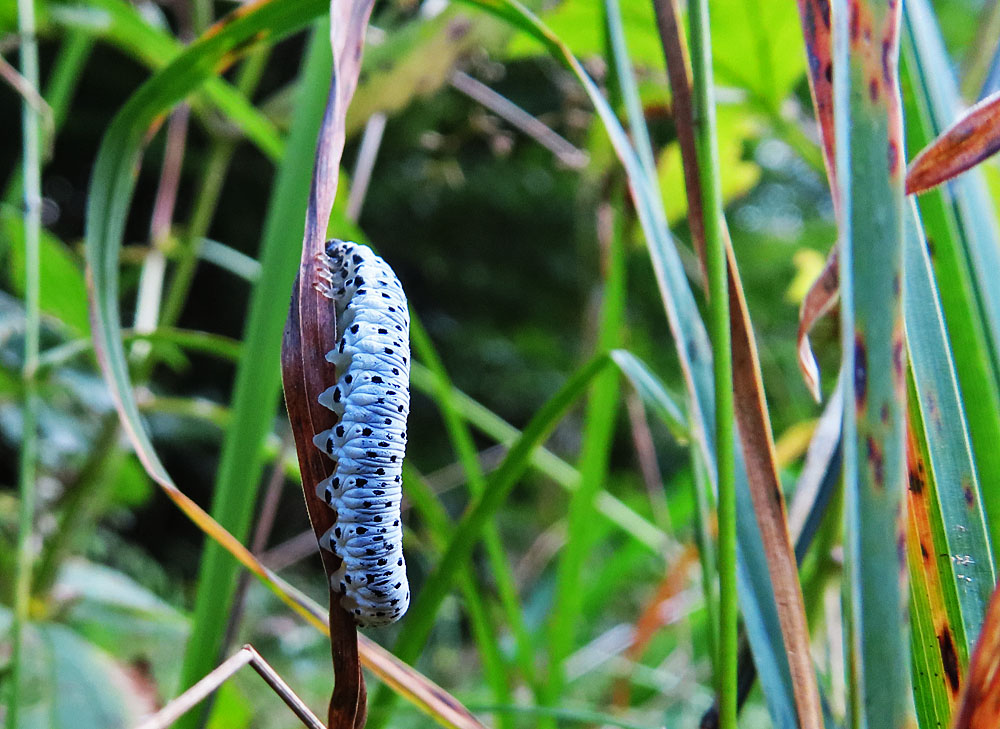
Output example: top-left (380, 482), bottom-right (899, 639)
top-left (610, 349), bottom-right (687, 441)
top-left (409, 361), bottom-right (669, 552)
top-left (686, 0), bottom-right (737, 723)
top-left (7, 0), bottom-right (42, 724)
top-left (545, 191), bottom-right (625, 705)
top-left (904, 204), bottom-right (996, 652)
top-left (175, 22), bottom-right (331, 729)
top-left (832, 0), bottom-right (908, 724)
top-left (901, 0), bottom-right (1000, 558)
top-left (906, 382), bottom-right (964, 728)
top-left (368, 355), bottom-right (611, 725)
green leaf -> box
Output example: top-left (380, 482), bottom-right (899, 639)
top-left (57, 559), bottom-right (189, 692)
top-left (1, 208), bottom-right (90, 337)
top-left (0, 608), bottom-right (142, 729)
top-left (905, 206), bottom-right (996, 651)
top-left (833, 0), bottom-right (909, 724)
top-left (710, 0), bottom-right (807, 110)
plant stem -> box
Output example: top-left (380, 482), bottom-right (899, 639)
top-left (8, 0), bottom-right (41, 725)
top-left (688, 0), bottom-right (736, 726)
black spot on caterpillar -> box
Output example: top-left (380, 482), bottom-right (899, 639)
top-left (311, 240), bottom-right (410, 628)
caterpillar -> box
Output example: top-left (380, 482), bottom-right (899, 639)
top-left (312, 240), bottom-right (410, 627)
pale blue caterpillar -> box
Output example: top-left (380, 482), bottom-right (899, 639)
top-left (312, 240), bottom-right (410, 627)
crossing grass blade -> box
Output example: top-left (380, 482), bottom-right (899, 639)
top-left (367, 354), bottom-right (611, 728)
top-left (906, 90), bottom-right (1000, 195)
top-left (408, 360), bottom-right (669, 552)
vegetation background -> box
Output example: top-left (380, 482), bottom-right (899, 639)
top-left (2, 0), bottom-right (1000, 727)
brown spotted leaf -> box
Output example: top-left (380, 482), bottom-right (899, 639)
top-left (795, 0), bottom-right (837, 201)
top-left (907, 90), bottom-right (1000, 195)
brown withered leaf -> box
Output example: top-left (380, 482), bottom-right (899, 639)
top-left (279, 1), bottom-right (376, 727)
top-left (952, 577), bottom-right (1000, 728)
top-left (907, 90), bottom-right (1000, 195)
top-left (282, 279), bottom-right (366, 729)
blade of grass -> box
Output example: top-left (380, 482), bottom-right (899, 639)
top-left (179, 20), bottom-right (336, 729)
top-left (545, 189), bottom-right (625, 707)
top-left (906, 386), bottom-right (963, 729)
top-left (902, 0), bottom-right (1000, 558)
top-left (409, 360), bottom-right (669, 552)
top-left (6, 0), bottom-right (42, 725)
top-left (833, 0), bottom-right (909, 726)
top-left (610, 350), bottom-right (687, 441)
top-left (904, 204), bottom-right (996, 651)
top-left (686, 0), bottom-right (737, 719)
top-left (50, 0), bottom-right (284, 161)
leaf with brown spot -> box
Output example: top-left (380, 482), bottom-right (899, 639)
top-left (906, 420), bottom-right (963, 727)
top-left (907, 91), bottom-right (1000, 195)
top-left (794, 0), bottom-right (837, 200)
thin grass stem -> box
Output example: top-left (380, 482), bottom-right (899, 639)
top-left (7, 0), bottom-right (41, 725)
top-left (687, 0), bottom-right (736, 724)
